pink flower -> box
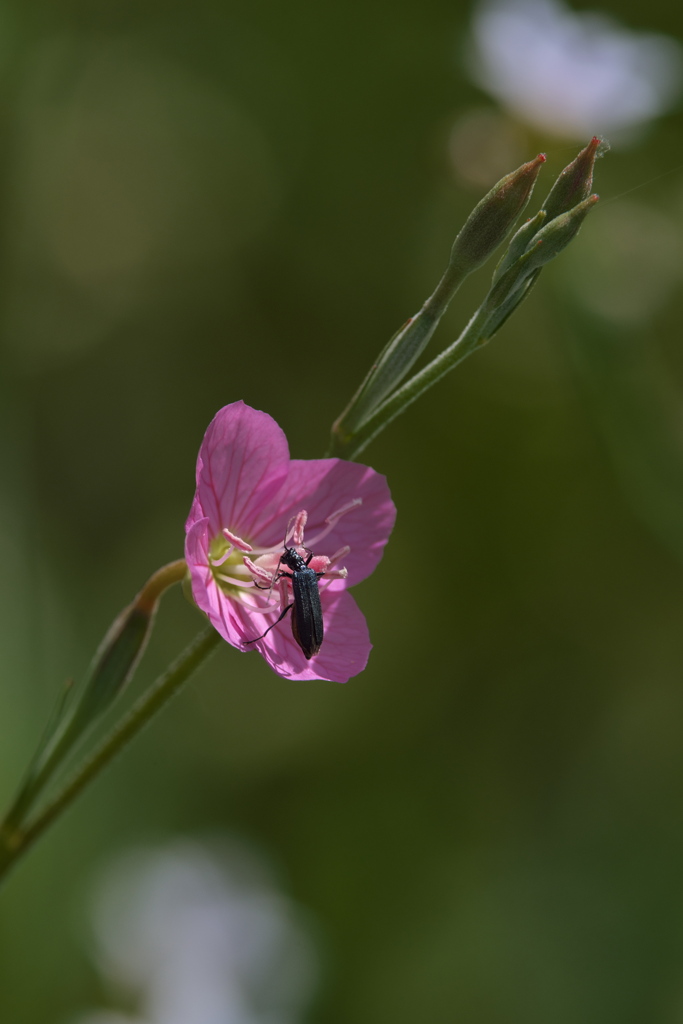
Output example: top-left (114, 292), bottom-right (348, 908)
top-left (185, 402), bottom-right (396, 682)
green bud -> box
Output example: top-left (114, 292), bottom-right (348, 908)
top-left (330, 152), bottom-right (549, 446)
top-left (449, 153), bottom-right (547, 274)
top-left (481, 194), bottom-right (598, 341)
top-left (6, 560), bottom-right (188, 827)
top-left (16, 603), bottom-right (154, 815)
top-left (523, 194), bottom-right (600, 272)
top-left (74, 606), bottom-right (153, 725)
top-left (541, 137), bottom-right (608, 222)
top-left (71, 560), bottom-right (188, 727)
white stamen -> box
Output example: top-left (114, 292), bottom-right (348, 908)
top-left (318, 575), bottom-right (342, 593)
top-left (306, 498), bottom-right (362, 547)
top-left (210, 545), bottom-right (234, 567)
top-left (215, 573), bottom-right (255, 588)
top-left (243, 595), bottom-right (281, 614)
top-left (327, 545), bottom-right (350, 568)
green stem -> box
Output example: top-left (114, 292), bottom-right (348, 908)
top-left (334, 300), bottom-right (493, 460)
top-left (0, 626), bottom-right (221, 887)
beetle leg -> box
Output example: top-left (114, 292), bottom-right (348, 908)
top-left (243, 603), bottom-right (294, 646)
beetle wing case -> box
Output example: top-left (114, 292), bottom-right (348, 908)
top-left (290, 569), bottom-right (324, 659)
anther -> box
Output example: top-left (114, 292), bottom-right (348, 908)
top-left (286, 510), bottom-right (308, 547)
top-left (243, 556), bottom-right (274, 586)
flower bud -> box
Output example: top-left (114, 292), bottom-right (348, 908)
top-left (72, 560), bottom-right (187, 727)
top-left (541, 137), bottom-right (607, 223)
top-left (74, 606), bottom-right (153, 724)
top-left (523, 194), bottom-right (600, 272)
top-left (22, 560), bottom-right (188, 810)
top-left (481, 195), bottom-right (599, 340)
top-left (330, 152), bottom-right (548, 443)
top-left (449, 153), bottom-right (546, 274)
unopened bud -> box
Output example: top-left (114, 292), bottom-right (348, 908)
top-left (541, 137), bottom-right (608, 222)
top-left (524, 195), bottom-right (600, 272)
top-left (75, 606), bottom-right (153, 724)
top-left (482, 194), bottom-right (599, 340)
top-left (73, 560), bottom-right (187, 726)
top-left (330, 152), bottom-right (550, 446)
top-left (0, 560), bottom-right (188, 830)
top-left (449, 153), bottom-right (546, 274)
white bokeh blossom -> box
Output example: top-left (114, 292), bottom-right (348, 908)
top-left (71, 839), bottom-right (317, 1024)
top-left (467, 0), bottom-right (683, 142)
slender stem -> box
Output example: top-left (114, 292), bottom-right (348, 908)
top-left (336, 300), bottom-right (493, 460)
top-left (134, 559), bottom-right (188, 613)
top-left (0, 626), bottom-right (221, 887)
top-left (331, 260), bottom-right (470, 445)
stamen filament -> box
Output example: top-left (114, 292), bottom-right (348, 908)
top-left (222, 528), bottom-right (253, 552)
top-left (327, 545), bottom-right (351, 568)
top-left (210, 545), bottom-right (234, 567)
top-left (243, 597), bottom-right (281, 614)
top-left (306, 498), bottom-right (362, 547)
top-left (215, 574), bottom-right (255, 588)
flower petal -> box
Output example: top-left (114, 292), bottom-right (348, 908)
top-left (255, 458), bottom-right (396, 585)
top-left (185, 517), bottom-right (250, 649)
top-left (240, 588), bottom-right (371, 683)
top-left (186, 402), bottom-right (290, 539)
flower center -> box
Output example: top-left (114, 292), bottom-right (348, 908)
top-left (208, 535), bottom-right (255, 596)
top-left (207, 501), bottom-right (359, 607)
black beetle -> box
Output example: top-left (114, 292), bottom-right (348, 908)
top-left (245, 546), bottom-right (326, 659)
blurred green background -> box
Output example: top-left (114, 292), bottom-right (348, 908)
top-left (2, 0), bottom-right (683, 1021)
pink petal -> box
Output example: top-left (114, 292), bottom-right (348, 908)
top-left (255, 458), bottom-right (396, 585)
top-left (186, 402), bottom-right (290, 539)
top-left (242, 588), bottom-right (371, 683)
top-left (185, 518), bottom-right (249, 649)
